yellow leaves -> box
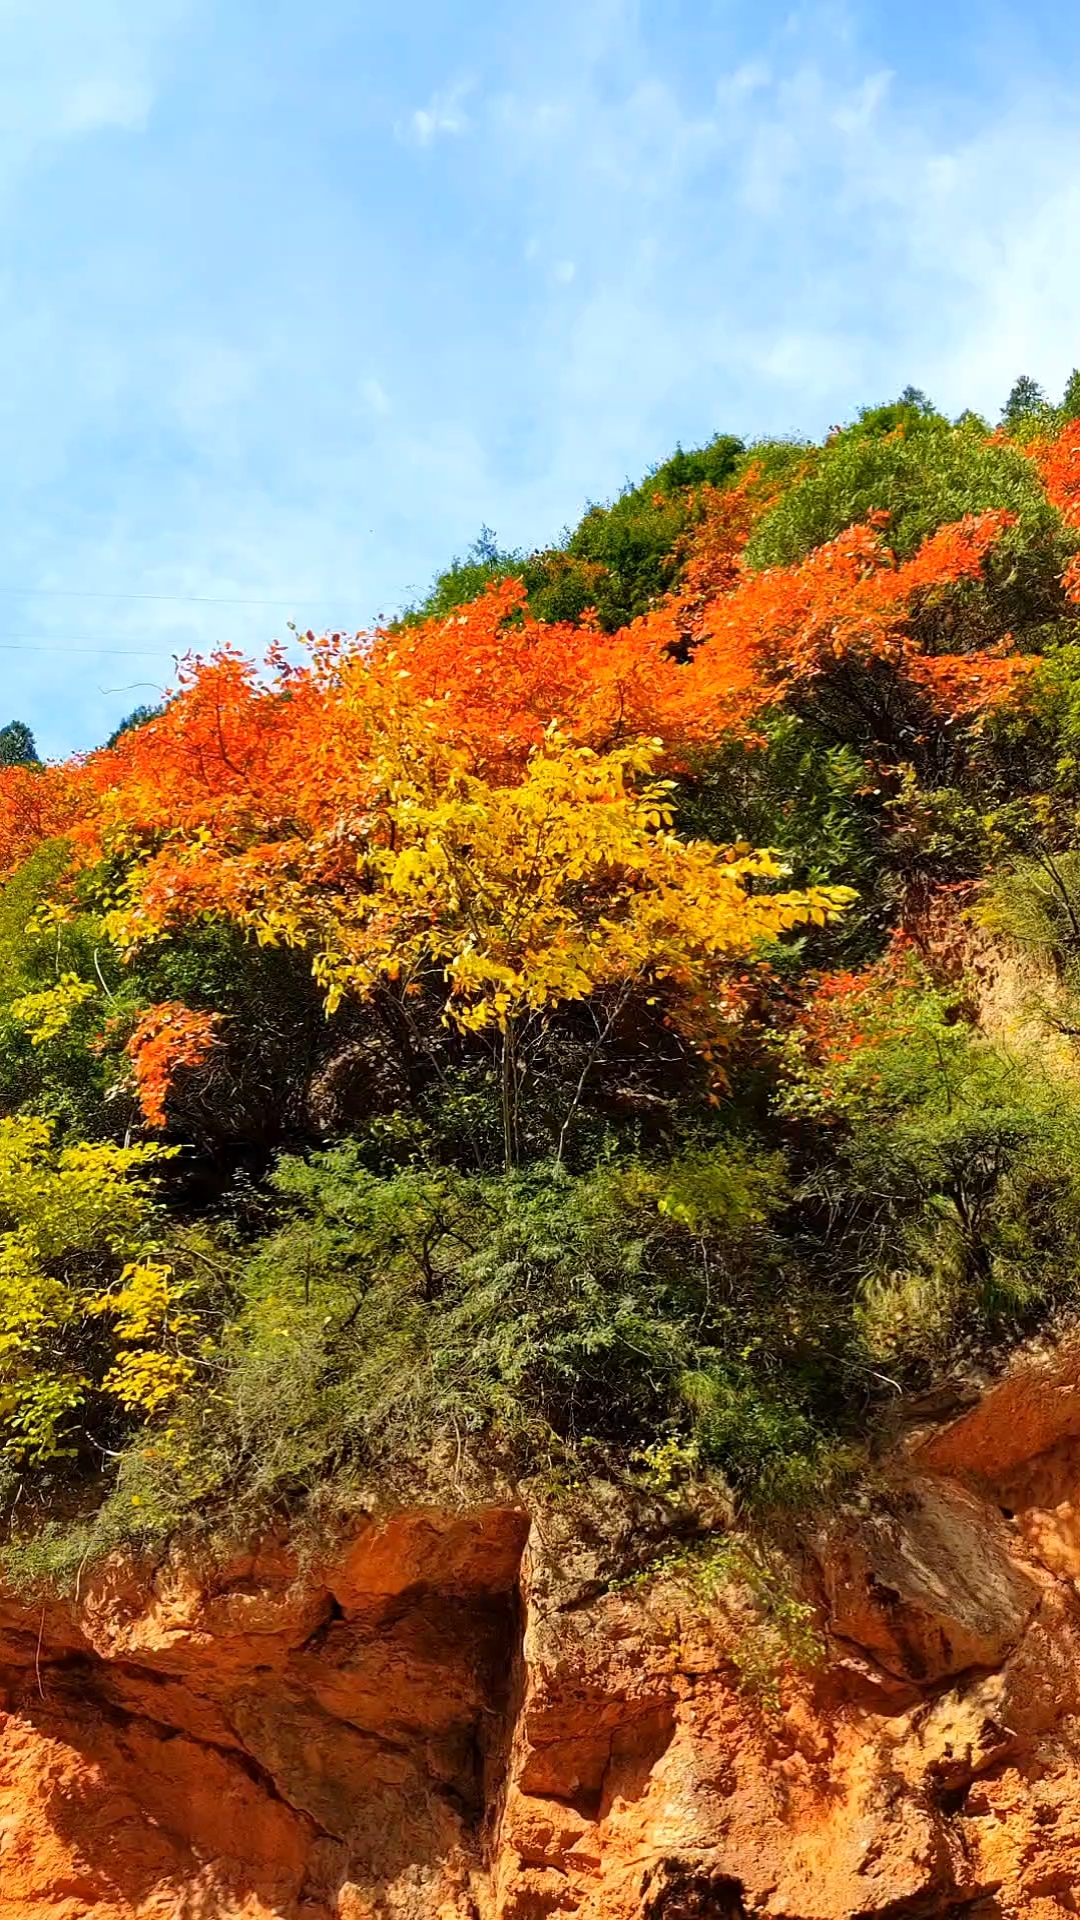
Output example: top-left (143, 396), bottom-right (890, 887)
top-left (9, 972), bottom-right (95, 1046)
top-left (0, 1119), bottom-right (188, 1461)
top-left (92, 1264), bottom-right (198, 1414)
top-left (0, 1117), bottom-right (170, 1262)
top-left (101, 1349), bottom-right (196, 1414)
top-left (89, 1260), bottom-right (194, 1343)
top-left (279, 725), bottom-right (854, 1050)
top-left (69, 640), bottom-right (854, 1107)
top-left (26, 898), bottom-right (75, 937)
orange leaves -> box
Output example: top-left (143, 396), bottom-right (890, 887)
top-left (1032, 419), bottom-right (1080, 528)
top-left (798, 945), bottom-right (917, 1068)
top-left (368, 578), bottom-right (684, 767)
top-left (126, 1003), bottom-right (220, 1127)
top-left (0, 481), bottom-right (1021, 996)
top-left (92, 649), bottom-right (322, 844)
top-left (891, 510), bottom-right (1014, 594)
top-left (907, 651), bottom-right (1036, 718)
top-left (0, 761), bottom-right (88, 880)
top-left (671, 509), bottom-right (1014, 727)
top-left (370, 506), bottom-right (1016, 774)
top-left (1029, 420), bottom-right (1080, 603)
top-left (674, 463), bottom-right (781, 612)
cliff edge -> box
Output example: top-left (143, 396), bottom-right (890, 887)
top-left (2, 1343), bottom-right (1080, 1917)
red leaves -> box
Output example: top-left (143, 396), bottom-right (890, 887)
top-left (0, 480), bottom-right (1024, 928)
top-left (1029, 420), bottom-right (1080, 603)
top-left (0, 762), bottom-right (87, 878)
top-left (797, 936), bottom-right (925, 1069)
top-left (127, 1003), bottom-right (220, 1127)
top-left (670, 508), bottom-right (1015, 726)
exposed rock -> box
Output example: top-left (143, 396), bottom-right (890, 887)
top-left (816, 1477), bottom-right (1042, 1682)
top-left (8, 1357), bottom-right (1080, 1914)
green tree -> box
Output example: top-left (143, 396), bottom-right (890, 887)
top-left (0, 721), bottom-right (38, 767)
top-left (1001, 374), bottom-right (1050, 433)
top-left (1061, 369), bottom-right (1080, 422)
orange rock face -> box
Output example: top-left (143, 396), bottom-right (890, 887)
top-left (6, 1353), bottom-right (1080, 1916)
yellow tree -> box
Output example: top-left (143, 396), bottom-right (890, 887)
top-left (164, 716), bottom-right (853, 1164)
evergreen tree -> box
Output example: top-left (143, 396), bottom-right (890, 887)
top-left (0, 720), bottom-right (38, 766)
top-left (1002, 374), bottom-right (1049, 430)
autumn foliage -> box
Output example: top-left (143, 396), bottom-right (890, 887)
top-left (0, 405), bottom-right (1074, 1136)
top-left (126, 1005), bottom-right (221, 1129)
top-left (1031, 419), bottom-right (1080, 602)
top-left (6, 383), bottom-right (1080, 1507)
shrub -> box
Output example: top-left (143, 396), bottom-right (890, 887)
top-left (0, 1116), bottom-right (186, 1463)
top-left (785, 966), bottom-right (1080, 1371)
top-left (746, 405), bottom-right (1071, 646)
top-left (85, 1142), bottom-right (858, 1532)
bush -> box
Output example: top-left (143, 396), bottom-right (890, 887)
top-left (785, 974), bottom-right (1080, 1372)
top-left (402, 436), bottom-right (746, 633)
top-left (745, 404), bottom-right (1071, 646)
top-left (0, 1116), bottom-right (187, 1464)
top-left (79, 1141), bottom-right (859, 1534)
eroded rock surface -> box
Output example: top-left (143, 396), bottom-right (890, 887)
top-left (6, 1350), bottom-right (1080, 1915)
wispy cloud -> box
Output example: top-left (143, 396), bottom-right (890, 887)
top-left (1, 0), bottom-right (1080, 757)
top-left (360, 375), bottom-right (391, 416)
top-left (402, 80), bottom-right (472, 147)
top-left (0, 0), bottom-right (183, 157)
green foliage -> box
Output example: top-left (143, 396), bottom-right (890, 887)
top-left (623, 1530), bottom-right (826, 1705)
top-left (1001, 374), bottom-right (1052, 436)
top-left (0, 722), bottom-right (38, 768)
top-left (87, 1141), bottom-right (856, 1530)
top-left (996, 642), bottom-right (1080, 794)
top-left (883, 772), bottom-right (999, 883)
top-left (401, 526), bottom-right (523, 624)
top-left (0, 848), bottom-right (127, 1137)
top-left (403, 436), bottom-right (746, 632)
top-left (105, 704), bottom-right (166, 749)
top-left (683, 1536), bottom-right (825, 1700)
top-left (979, 848), bottom-right (1080, 963)
top-left (1063, 369), bottom-right (1080, 423)
top-left (787, 989), bottom-right (1080, 1372)
top-left (558, 433), bottom-right (744, 630)
top-left (673, 713), bottom-right (887, 965)
top-left (676, 713), bottom-right (880, 891)
top-left (745, 404), bottom-right (1070, 642)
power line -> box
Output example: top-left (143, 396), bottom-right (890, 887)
top-left (0, 633), bottom-right (331, 657)
top-left (0, 639), bottom-right (189, 656)
top-left (0, 586), bottom-right (358, 609)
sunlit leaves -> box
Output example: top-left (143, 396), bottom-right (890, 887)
top-left (0, 1117), bottom-right (181, 1460)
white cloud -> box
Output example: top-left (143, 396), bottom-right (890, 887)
top-left (9, 0), bottom-right (1080, 761)
top-left (360, 375), bottom-right (391, 416)
top-left (476, 3), bottom-right (1080, 455)
top-left (0, 0), bottom-right (183, 156)
top-left (403, 80), bottom-right (472, 148)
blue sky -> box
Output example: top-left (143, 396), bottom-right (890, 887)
top-left (4, 0), bottom-right (1080, 754)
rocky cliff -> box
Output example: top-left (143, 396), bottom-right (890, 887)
top-left (5, 1342), bottom-right (1080, 1917)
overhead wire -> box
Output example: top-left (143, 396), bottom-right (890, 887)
top-left (0, 582), bottom-right (365, 664)
top-left (0, 586), bottom-right (358, 609)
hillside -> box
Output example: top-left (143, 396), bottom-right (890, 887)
top-left (3, 376), bottom-right (1080, 1912)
